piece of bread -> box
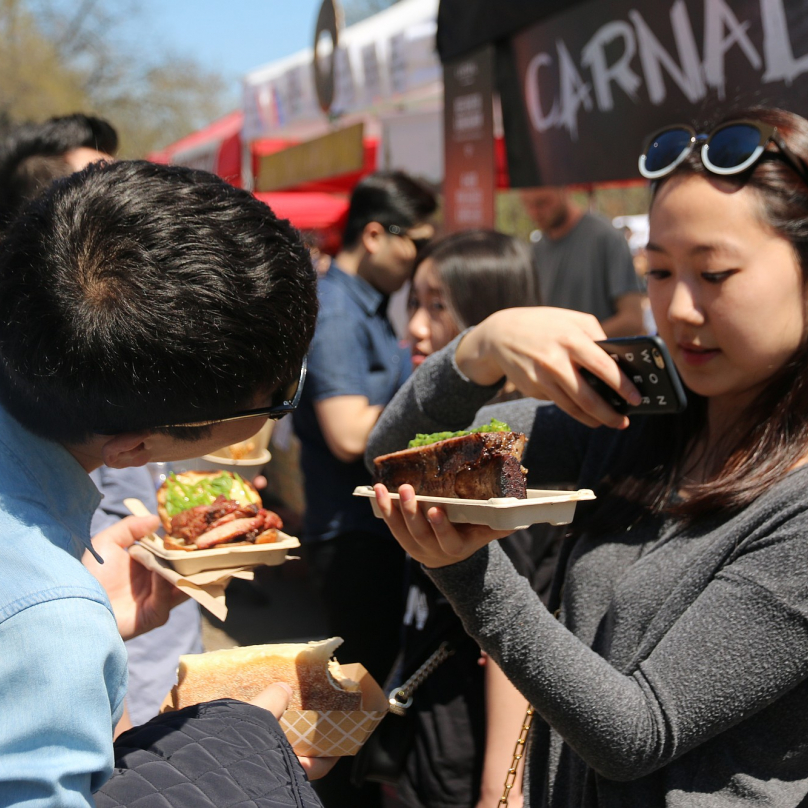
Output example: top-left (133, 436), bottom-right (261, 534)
top-left (168, 637), bottom-right (362, 712)
top-left (156, 470), bottom-right (262, 533)
top-left (374, 432), bottom-right (528, 499)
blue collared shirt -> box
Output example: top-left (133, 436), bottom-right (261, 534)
top-left (0, 405), bottom-right (128, 806)
top-left (293, 262), bottom-right (411, 542)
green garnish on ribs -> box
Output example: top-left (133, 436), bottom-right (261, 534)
top-left (407, 418), bottom-right (511, 448)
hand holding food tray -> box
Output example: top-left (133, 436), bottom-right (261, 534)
top-left (358, 420), bottom-right (595, 530)
top-left (123, 470), bottom-right (300, 618)
top-left (354, 487), bottom-right (595, 530)
top-left (161, 638), bottom-right (388, 757)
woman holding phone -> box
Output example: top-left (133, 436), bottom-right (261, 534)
top-left (366, 107), bottom-right (808, 806)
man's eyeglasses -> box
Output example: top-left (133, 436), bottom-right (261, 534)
top-left (387, 224), bottom-right (432, 252)
top-left (147, 358), bottom-right (307, 431)
top-left (638, 120), bottom-right (808, 186)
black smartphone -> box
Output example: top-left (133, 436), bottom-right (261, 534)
top-left (580, 335), bottom-right (687, 415)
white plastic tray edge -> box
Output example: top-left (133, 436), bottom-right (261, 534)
top-left (135, 530), bottom-right (301, 575)
top-left (353, 487), bottom-right (595, 530)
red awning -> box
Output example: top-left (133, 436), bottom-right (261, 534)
top-left (148, 111), bottom-right (243, 187)
top-left (254, 191), bottom-right (349, 232)
top-left (254, 191), bottom-right (349, 255)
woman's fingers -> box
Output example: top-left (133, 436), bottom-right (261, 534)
top-left (460, 307), bottom-right (644, 429)
top-left (374, 484), bottom-right (514, 568)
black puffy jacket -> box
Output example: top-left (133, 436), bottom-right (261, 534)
top-left (96, 700), bottom-right (324, 808)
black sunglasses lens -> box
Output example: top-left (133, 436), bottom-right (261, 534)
top-left (644, 128), bottom-right (693, 173)
top-left (706, 124), bottom-right (763, 170)
top-left (269, 362), bottom-right (306, 414)
top-left (271, 379), bottom-right (297, 410)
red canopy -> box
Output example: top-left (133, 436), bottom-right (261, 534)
top-left (148, 111), bottom-right (243, 187)
top-left (254, 191), bottom-right (349, 231)
top-left (254, 191), bottom-right (349, 255)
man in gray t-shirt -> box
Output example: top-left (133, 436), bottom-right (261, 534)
top-left (522, 186), bottom-right (645, 336)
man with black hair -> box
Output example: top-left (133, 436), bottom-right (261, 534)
top-left (0, 113), bottom-right (118, 228)
top-left (0, 159), bottom-right (325, 806)
top-left (292, 170), bottom-right (436, 808)
top-left (0, 112), bottom-right (208, 728)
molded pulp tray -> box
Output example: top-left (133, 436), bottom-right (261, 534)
top-left (353, 487), bottom-right (596, 531)
top-left (136, 531), bottom-right (301, 576)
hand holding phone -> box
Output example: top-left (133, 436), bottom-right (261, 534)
top-left (580, 335), bottom-right (687, 415)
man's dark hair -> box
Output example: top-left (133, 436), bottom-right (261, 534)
top-left (0, 113), bottom-right (119, 227)
top-left (342, 171), bottom-right (437, 248)
top-left (0, 160), bottom-right (318, 443)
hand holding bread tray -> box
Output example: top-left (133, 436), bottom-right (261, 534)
top-left (358, 421), bottom-right (595, 530)
top-left (124, 470), bottom-right (300, 619)
top-left (161, 638), bottom-right (388, 757)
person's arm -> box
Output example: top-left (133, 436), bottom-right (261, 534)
top-left (454, 308), bottom-right (641, 431)
top-left (315, 396), bottom-right (383, 463)
top-left (404, 527), bottom-right (808, 781)
top-left (305, 298), bottom-right (385, 464)
top-left (0, 598), bottom-right (127, 805)
top-left (97, 686), bottom-right (332, 807)
top-left (600, 291), bottom-right (646, 337)
top-left (476, 658), bottom-right (528, 808)
top-left (365, 309), bottom-right (636, 480)
top-left (600, 226), bottom-right (645, 337)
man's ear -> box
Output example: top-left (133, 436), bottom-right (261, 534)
top-left (361, 221), bottom-right (385, 255)
top-left (101, 432), bottom-right (153, 469)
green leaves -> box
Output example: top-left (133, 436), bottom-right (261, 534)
top-left (163, 471), bottom-right (254, 517)
top-left (407, 418), bottom-right (511, 448)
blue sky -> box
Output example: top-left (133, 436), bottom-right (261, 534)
top-left (140, 0), bottom-right (324, 98)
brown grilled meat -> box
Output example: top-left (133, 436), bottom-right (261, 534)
top-left (167, 496), bottom-right (283, 550)
top-left (374, 432), bottom-right (528, 500)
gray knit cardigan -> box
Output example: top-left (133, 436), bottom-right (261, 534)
top-left (365, 339), bottom-right (808, 808)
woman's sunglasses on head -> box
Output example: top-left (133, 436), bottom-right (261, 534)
top-left (638, 120), bottom-right (808, 186)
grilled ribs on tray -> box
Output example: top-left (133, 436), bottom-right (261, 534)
top-left (373, 432), bottom-right (527, 500)
top-left (169, 495), bottom-right (283, 549)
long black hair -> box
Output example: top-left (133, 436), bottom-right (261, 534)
top-left (591, 107), bottom-right (808, 530)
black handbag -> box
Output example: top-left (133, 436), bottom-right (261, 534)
top-left (351, 640), bottom-right (455, 787)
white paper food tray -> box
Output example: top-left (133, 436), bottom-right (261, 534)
top-left (161, 662), bottom-right (387, 757)
top-left (354, 487), bottom-right (595, 530)
top-left (135, 530), bottom-right (300, 575)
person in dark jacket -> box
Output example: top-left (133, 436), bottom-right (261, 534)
top-left (98, 692), bottom-right (326, 807)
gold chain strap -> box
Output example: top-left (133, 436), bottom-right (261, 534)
top-left (499, 702), bottom-right (534, 807)
top-left (387, 641), bottom-right (455, 716)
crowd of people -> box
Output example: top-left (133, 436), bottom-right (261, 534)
top-left (0, 103), bottom-right (806, 808)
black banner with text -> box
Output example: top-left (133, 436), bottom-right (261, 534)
top-left (506, 0), bottom-right (808, 186)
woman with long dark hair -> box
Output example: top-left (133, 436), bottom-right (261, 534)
top-left (366, 107), bottom-right (808, 806)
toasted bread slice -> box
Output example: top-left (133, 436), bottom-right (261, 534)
top-left (168, 638), bottom-right (362, 712)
